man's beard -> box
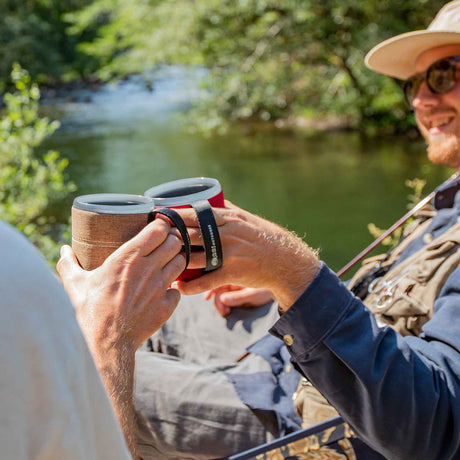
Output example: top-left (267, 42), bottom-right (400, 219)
top-left (427, 133), bottom-right (460, 170)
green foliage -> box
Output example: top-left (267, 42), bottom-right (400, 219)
top-left (0, 0), bottom-right (449, 132)
top-left (405, 178), bottom-right (427, 209)
top-left (0, 0), bottom-right (94, 90)
top-left (367, 177), bottom-right (427, 247)
top-left (0, 64), bottom-right (76, 264)
top-left (67, 0), bottom-right (446, 132)
top-left (65, 0), bottom-right (201, 80)
top-left (367, 222), bottom-right (402, 248)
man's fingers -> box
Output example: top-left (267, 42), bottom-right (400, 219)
top-left (174, 270), bottom-right (222, 295)
top-left (173, 208), bottom-right (200, 226)
top-left (145, 233), bottom-right (183, 267)
top-left (174, 207), bottom-right (226, 227)
top-left (119, 218), bottom-right (170, 259)
top-left (161, 288), bottom-right (181, 320)
top-left (165, 288), bottom-right (181, 308)
top-left (143, 288), bottom-right (181, 337)
top-left (170, 227), bottom-right (204, 246)
top-left (220, 288), bottom-right (273, 307)
top-left (204, 285), bottom-right (236, 300)
top-left (220, 289), bottom-right (256, 306)
top-left (214, 295), bottom-right (231, 317)
top-left (57, 245), bottom-right (83, 283)
top-left (223, 199), bottom-right (237, 209)
top-left (188, 228), bottom-right (204, 245)
top-left (154, 289), bottom-right (181, 325)
top-left (162, 254), bottom-right (187, 284)
top-left (187, 251), bottom-right (207, 269)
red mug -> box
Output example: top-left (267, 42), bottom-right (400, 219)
top-left (144, 177), bottom-right (224, 280)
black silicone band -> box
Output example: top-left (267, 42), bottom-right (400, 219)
top-left (190, 200), bottom-right (223, 272)
top-left (149, 208), bottom-right (191, 269)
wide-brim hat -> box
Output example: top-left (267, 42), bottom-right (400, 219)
top-left (365, 1), bottom-right (460, 80)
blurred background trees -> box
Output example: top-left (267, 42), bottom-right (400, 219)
top-left (0, 0), bottom-right (445, 132)
top-left (0, 0), bottom-right (96, 92)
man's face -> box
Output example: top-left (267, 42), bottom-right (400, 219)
top-left (413, 44), bottom-right (460, 170)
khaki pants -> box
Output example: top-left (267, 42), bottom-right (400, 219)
top-left (134, 293), bottom-right (280, 459)
top-left (294, 380), bottom-right (339, 429)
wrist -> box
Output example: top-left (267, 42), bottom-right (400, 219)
top-left (272, 248), bottom-right (320, 313)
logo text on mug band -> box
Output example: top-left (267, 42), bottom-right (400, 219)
top-left (207, 224), bottom-right (219, 266)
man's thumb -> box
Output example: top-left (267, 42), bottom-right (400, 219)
top-left (56, 245), bottom-right (82, 280)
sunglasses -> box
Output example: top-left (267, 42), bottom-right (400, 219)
top-left (403, 55), bottom-right (460, 108)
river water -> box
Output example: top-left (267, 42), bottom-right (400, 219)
top-left (40, 67), bottom-right (451, 272)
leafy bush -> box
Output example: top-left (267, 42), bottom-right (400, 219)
top-left (0, 64), bottom-right (76, 264)
top-left (0, 0), bottom-right (95, 90)
top-left (367, 178), bottom-right (427, 247)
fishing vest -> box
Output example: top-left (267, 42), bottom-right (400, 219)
top-left (294, 205), bottom-right (460, 436)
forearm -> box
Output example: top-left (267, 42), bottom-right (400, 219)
top-left (90, 343), bottom-right (138, 459)
top-left (57, 220), bottom-right (187, 459)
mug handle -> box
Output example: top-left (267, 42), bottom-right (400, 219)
top-left (190, 200), bottom-right (223, 272)
top-left (149, 208), bottom-right (192, 269)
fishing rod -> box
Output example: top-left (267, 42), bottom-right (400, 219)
top-left (336, 171), bottom-right (460, 278)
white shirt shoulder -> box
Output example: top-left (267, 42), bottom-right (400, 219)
top-left (0, 222), bottom-right (131, 459)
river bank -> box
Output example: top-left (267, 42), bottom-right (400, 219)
top-left (31, 69), bottom-right (416, 138)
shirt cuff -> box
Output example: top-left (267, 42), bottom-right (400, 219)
top-left (269, 262), bottom-right (355, 359)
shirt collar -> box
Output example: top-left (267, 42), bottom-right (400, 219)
top-left (434, 174), bottom-right (460, 209)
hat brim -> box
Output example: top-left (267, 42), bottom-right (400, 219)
top-left (365, 30), bottom-right (460, 80)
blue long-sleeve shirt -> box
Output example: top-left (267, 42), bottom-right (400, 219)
top-left (229, 177), bottom-right (460, 458)
top-left (268, 178), bottom-right (460, 459)
top-left (270, 263), bottom-right (460, 459)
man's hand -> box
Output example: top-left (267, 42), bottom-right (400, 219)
top-left (205, 285), bottom-right (274, 317)
top-left (173, 201), bottom-right (321, 312)
top-left (57, 218), bottom-right (185, 458)
top-left (58, 218), bottom-right (185, 352)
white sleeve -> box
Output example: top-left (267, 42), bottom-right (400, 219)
top-left (0, 222), bottom-right (131, 460)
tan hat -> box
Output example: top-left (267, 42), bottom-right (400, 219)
top-left (365, 1), bottom-right (460, 80)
